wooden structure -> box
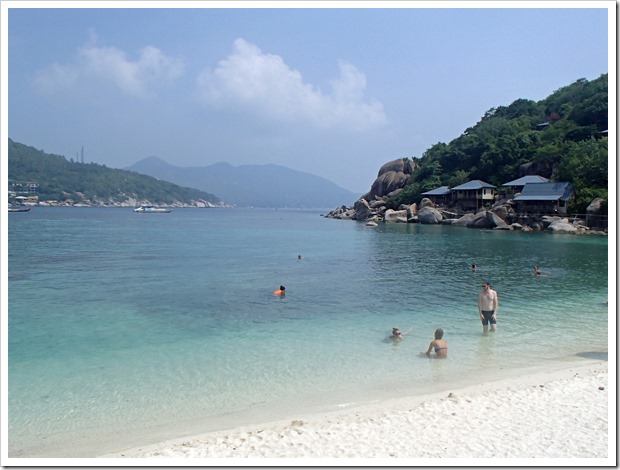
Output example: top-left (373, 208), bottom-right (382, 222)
top-left (451, 180), bottom-right (496, 211)
top-left (421, 186), bottom-right (452, 205)
top-left (512, 182), bottom-right (574, 215)
top-left (503, 175), bottom-right (549, 198)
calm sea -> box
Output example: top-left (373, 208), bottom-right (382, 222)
top-left (7, 207), bottom-right (609, 457)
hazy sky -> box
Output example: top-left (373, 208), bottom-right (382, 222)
top-left (4, 1), bottom-right (611, 194)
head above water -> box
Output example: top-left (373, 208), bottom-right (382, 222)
top-left (392, 327), bottom-right (401, 335)
top-left (280, 285), bottom-right (285, 291)
top-left (434, 328), bottom-right (444, 340)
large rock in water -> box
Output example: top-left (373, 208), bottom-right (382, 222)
top-left (487, 211), bottom-right (511, 230)
top-left (547, 220), bottom-right (578, 233)
top-left (384, 209), bottom-right (408, 223)
top-left (467, 211), bottom-right (493, 229)
top-left (354, 199), bottom-right (372, 220)
top-left (417, 206), bottom-right (443, 224)
top-left (451, 213), bottom-right (475, 227)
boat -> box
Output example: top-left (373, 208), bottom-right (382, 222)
top-left (133, 205), bottom-right (172, 213)
top-left (8, 204), bottom-right (31, 213)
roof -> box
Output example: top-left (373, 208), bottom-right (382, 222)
top-left (421, 186), bottom-right (451, 196)
top-left (451, 180), bottom-right (496, 191)
top-left (513, 182), bottom-right (574, 202)
top-left (503, 175), bottom-right (549, 187)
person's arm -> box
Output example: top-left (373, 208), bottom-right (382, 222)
top-left (422, 341), bottom-right (434, 356)
top-left (492, 291), bottom-right (499, 318)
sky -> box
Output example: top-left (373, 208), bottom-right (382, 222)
top-left (3, 1), bottom-right (613, 194)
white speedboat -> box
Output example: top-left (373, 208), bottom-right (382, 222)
top-left (133, 205), bottom-right (171, 213)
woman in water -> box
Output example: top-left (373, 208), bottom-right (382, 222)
top-left (421, 328), bottom-right (448, 358)
top-left (390, 327), bottom-right (404, 341)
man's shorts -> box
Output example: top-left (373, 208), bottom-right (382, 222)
top-left (481, 310), bottom-right (496, 326)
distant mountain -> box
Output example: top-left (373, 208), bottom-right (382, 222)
top-left (125, 157), bottom-right (359, 208)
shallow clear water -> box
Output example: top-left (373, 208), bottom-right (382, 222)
top-left (7, 207), bottom-right (608, 457)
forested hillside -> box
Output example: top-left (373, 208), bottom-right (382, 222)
top-left (390, 74), bottom-right (608, 213)
top-left (8, 139), bottom-right (221, 205)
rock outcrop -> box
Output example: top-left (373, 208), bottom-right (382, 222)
top-left (363, 158), bottom-right (417, 201)
top-left (417, 206), bottom-right (443, 224)
top-left (323, 158), bottom-right (605, 236)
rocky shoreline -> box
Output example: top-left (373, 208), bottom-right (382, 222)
top-left (324, 198), bottom-right (607, 236)
top-left (322, 158), bottom-right (607, 236)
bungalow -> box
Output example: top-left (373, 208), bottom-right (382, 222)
top-left (503, 175), bottom-right (549, 198)
top-left (420, 185), bottom-right (452, 206)
top-left (512, 182), bottom-right (574, 215)
top-left (450, 180), bottom-right (496, 211)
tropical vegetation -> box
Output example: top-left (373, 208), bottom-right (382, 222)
top-left (8, 139), bottom-right (221, 205)
top-left (389, 74), bottom-right (608, 213)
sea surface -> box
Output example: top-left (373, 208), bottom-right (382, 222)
top-left (6, 207), bottom-right (609, 457)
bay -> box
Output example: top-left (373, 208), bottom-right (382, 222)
top-left (7, 207), bottom-right (608, 457)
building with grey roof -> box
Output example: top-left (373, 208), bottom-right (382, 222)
top-left (503, 175), bottom-right (550, 197)
top-left (450, 180), bottom-right (496, 211)
top-left (420, 185), bottom-right (452, 205)
top-left (512, 182), bottom-right (574, 215)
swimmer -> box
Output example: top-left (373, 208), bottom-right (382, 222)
top-left (534, 265), bottom-right (541, 276)
top-left (388, 327), bottom-right (412, 342)
top-left (390, 327), bottom-right (404, 341)
top-left (472, 264), bottom-right (477, 272)
top-left (421, 328), bottom-right (448, 358)
top-left (274, 285), bottom-right (286, 296)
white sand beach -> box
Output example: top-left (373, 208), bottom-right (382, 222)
top-left (100, 360), bottom-right (612, 464)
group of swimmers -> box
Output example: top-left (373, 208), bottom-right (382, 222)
top-left (275, 259), bottom-right (537, 357)
top-left (388, 271), bottom-right (502, 357)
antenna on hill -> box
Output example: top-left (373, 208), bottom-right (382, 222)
top-left (81, 146), bottom-right (84, 164)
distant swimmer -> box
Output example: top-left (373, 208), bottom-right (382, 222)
top-left (472, 264), bottom-right (477, 272)
top-left (298, 255), bottom-right (302, 260)
top-left (534, 265), bottom-right (541, 276)
top-left (274, 285), bottom-right (286, 296)
top-left (421, 328), bottom-right (447, 358)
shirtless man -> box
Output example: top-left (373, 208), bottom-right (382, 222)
top-left (478, 280), bottom-right (498, 333)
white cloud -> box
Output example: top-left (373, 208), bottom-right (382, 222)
top-left (33, 41), bottom-right (184, 98)
top-left (197, 38), bottom-right (387, 131)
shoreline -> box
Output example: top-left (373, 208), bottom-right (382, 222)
top-left (93, 359), bottom-right (612, 464)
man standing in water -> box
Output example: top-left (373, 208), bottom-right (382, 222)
top-left (478, 279), bottom-right (498, 333)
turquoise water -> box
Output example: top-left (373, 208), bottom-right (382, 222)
top-left (7, 207), bottom-right (608, 457)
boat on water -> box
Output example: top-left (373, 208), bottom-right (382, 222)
top-left (8, 204), bottom-right (31, 213)
top-left (133, 205), bottom-right (172, 213)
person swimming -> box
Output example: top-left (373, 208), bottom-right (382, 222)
top-left (390, 327), bottom-right (403, 341)
top-left (274, 285), bottom-right (286, 296)
top-left (421, 328), bottom-right (447, 358)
